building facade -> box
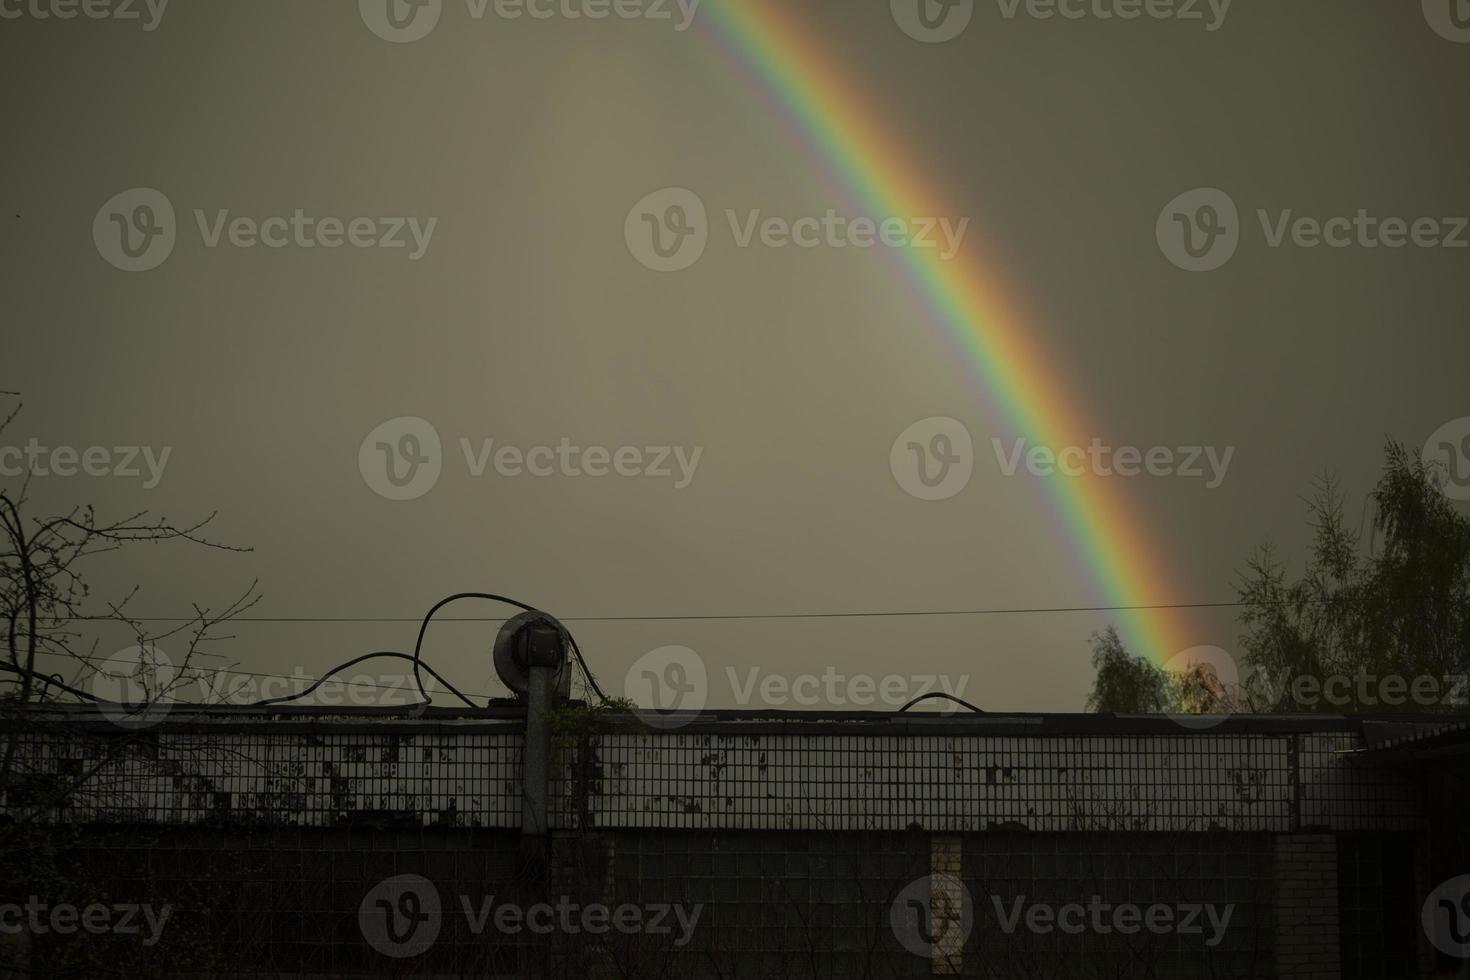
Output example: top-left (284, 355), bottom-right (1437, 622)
top-left (1, 705), bottom-right (1466, 978)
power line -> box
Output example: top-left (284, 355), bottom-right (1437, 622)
top-left (19, 594), bottom-right (1261, 707)
top-left (78, 601), bottom-right (1249, 624)
top-left (13, 592), bottom-right (590, 708)
top-left (17, 647), bottom-right (580, 703)
top-left (16, 648), bottom-right (437, 698)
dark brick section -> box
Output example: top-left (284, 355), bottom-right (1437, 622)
top-left (2, 826), bottom-right (534, 977)
top-left (4, 709), bottom-right (1456, 977)
top-left (1274, 834), bottom-right (1341, 980)
top-left (1, 826), bottom-right (717, 978)
top-left (963, 832), bottom-right (1276, 979)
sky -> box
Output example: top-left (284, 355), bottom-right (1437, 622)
top-left (1, 0), bottom-right (1467, 715)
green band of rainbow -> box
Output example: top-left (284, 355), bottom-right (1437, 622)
top-left (698, 0), bottom-right (1190, 665)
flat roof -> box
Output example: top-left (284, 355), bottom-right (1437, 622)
top-left (6, 702), bottom-right (1467, 739)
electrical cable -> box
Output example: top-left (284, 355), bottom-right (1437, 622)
top-left (405, 592), bottom-right (606, 705)
top-left (6, 615), bottom-right (989, 717)
top-left (408, 593), bottom-right (536, 707)
top-left (250, 651), bottom-right (474, 708)
top-left (22, 647), bottom-right (441, 698)
top-left (896, 692), bottom-right (985, 714)
top-left (566, 631), bottom-right (606, 702)
top-left (0, 654), bottom-right (471, 710)
top-left (78, 600), bottom-right (1256, 624)
top-left (0, 662), bottom-right (100, 702)
top-left (1, 591), bottom-right (597, 712)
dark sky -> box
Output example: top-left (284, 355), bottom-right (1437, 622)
top-left (2, 0), bottom-right (1466, 713)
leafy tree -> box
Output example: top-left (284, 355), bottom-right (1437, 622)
top-left (1236, 442), bottom-right (1470, 713)
top-left (0, 395), bottom-right (258, 790)
top-left (1086, 441), bottom-right (1470, 715)
top-left (1085, 627), bottom-right (1232, 714)
top-left (1085, 626), bottom-right (1168, 712)
top-left (0, 395), bottom-right (257, 976)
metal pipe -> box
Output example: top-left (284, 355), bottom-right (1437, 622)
top-left (520, 621), bottom-right (562, 836)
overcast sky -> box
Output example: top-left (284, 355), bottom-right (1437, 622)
top-left (2, 0), bottom-right (1467, 714)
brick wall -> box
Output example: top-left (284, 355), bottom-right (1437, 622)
top-left (1274, 833), bottom-right (1341, 980)
top-left (930, 834), bottom-right (963, 975)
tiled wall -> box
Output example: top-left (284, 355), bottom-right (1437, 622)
top-left (2, 723), bottom-right (1424, 833)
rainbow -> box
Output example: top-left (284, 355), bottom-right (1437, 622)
top-left (696, 0), bottom-right (1191, 666)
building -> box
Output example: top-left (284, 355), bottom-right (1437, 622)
top-left (1, 704), bottom-right (1467, 978)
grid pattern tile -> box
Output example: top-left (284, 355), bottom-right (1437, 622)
top-left (3, 729), bottom-right (524, 828)
top-left (0, 722), bottom-right (1425, 832)
top-left (583, 732), bottom-right (1420, 833)
top-left (1298, 733), bottom-right (1423, 831)
top-left (613, 829), bottom-right (931, 979)
top-left (608, 831), bottom-right (1279, 979)
top-left (1336, 833), bottom-right (1419, 980)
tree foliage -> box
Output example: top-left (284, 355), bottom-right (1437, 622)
top-left (1087, 441), bottom-right (1470, 715)
top-left (1084, 626), bottom-right (1231, 714)
top-left (1236, 442), bottom-right (1470, 713)
top-left (1085, 626), bottom-right (1166, 712)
